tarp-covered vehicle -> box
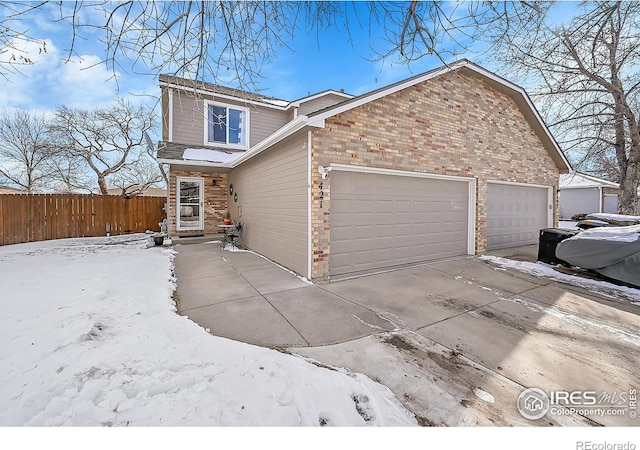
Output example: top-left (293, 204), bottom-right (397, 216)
top-left (555, 225), bottom-right (640, 288)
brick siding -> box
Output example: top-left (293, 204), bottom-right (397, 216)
top-left (168, 170), bottom-right (228, 236)
top-left (310, 72), bottom-right (559, 279)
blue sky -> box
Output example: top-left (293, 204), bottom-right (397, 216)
top-left (0, 1), bottom-right (579, 137)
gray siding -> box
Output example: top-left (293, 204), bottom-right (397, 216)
top-left (228, 133), bottom-right (309, 276)
top-left (171, 91), bottom-right (204, 147)
top-left (249, 106), bottom-right (290, 144)
top-left (559, 188), bottom-right (600, 219)
top-left (330, 171), bottom-right (469, 276)
top-left (170, 90), bottom-right (290, 147)
top-left (298, 93), bottom-right (349, 116)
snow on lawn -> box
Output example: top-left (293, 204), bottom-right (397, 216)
top-left (0, 234), bottom-right (416, 426)
top-left (480, 255), bottom-right (640, 302)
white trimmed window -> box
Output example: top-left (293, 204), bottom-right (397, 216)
top-left (204, 101), bottom-right (249, 148)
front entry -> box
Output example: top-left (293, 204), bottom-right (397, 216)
top-left (176, 177), bottom-right (204, 230)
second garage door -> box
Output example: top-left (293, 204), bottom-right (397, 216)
top-left (330, 170), bottom-right (471, 276)
top-left (487, 182), bottom-right (550, 250)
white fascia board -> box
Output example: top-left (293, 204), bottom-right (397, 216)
top-left (286, 90), bottom-right (355, 110)
top-left (159, 80), bottom-right (288, 111)
top-left (559, 185), bottom-right (603, 190)
top-left (157, 158), bottom-right (233, 170)
top-left (230, 115), bottom-right (319, 167)
top-left (575, 172), bottom-right (619, 187)
top-left (487, 179), bottom-right (554, 189)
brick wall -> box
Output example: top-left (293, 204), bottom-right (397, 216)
top-left (310, 72), bottom-right (560, 279)
top-left (168, 170), bottom-right (228, 236)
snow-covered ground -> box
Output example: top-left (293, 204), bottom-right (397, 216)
top-left (0, 234), bottom-right (415, 426)
top-left (480, 255), bottom-right (640, 303)
top-left (587, 212), bottom-right (640, 223)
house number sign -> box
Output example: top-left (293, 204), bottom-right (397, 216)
top-left (319, 182), bottom-right (324, 208)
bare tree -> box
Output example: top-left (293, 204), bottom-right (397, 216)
top-left (44, 149), bottom-right (95, 193)
top-left (0, 2), bottom-right (546, 88)
top-left (51, 98), bottom-right (157, 195)
top-left (107, 156), bottom-right (164, 198)
top-left (492, 2), bottom-right (640, 214)
top-left (0, 1), bottom-right (48, 80)
top-left (0, 109), bottom-right (57, 193)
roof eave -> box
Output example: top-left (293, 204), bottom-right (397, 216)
top-left (231, 115), bottom-right (320, 167)
top-left (159, 79), bottom-right (289, 111)
top-left (308, 59), bottom-right (572, 173)
top-left (158, 116), bottom-right (320, 169)
top-left (157, 158), bottom-right (233, 170)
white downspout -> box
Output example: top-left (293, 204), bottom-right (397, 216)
top-left (307, 130), bottom-right (312, 280)
top-left (598, 186), bottom-right (603, 212)
top-left (168, 89), bottom-right (174, 142)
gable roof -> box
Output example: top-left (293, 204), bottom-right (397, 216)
top-left (307, 59), bottom-right (570, 172)
top-left (159, 74), bottom-right (290, 109)
top-left (158, 60), bottom-right (571, 172)
top-left (559, 172), bottom-right (619, 189)
top-left (288, 89), bottom-right (354, 108)
top-left (159, 74), bottom-right (354, 112)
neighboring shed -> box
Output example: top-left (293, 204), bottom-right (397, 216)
top-left (558, 173), bottom-right (620, 219)
top-left (0, 187), bottom-right (26, 194)
top-left (106, 185), bottom-right (168, 198)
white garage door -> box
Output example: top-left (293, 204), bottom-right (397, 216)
top-left (487, 183), bottom-right (549, 250)
top-left (604, 194), bottom-right (618, 214)
top-left (330, 170), bottom-right (471, 276)
top-left (559, 188), bottom-right (600, 219)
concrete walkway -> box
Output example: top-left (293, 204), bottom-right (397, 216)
top-left (174, 240), bottom-right (636, 349)
top-left (175, 241), bottom-right (397, 347)
top-left (173, 240), bottom-right (640, 426)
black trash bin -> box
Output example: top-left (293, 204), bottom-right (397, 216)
top-left (537, 228), bottom-right (581, 265)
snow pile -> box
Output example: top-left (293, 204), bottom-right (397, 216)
top-left (568, 224), bottom-right (640, 243)
top-left (587, 212), bottom-right (640, 223)
top-left (480, 255), bottom-right (640, 302)
top-left (0, 235), bottom-right (415, 426)
top-left (182, 148), bottom-right (242, 165)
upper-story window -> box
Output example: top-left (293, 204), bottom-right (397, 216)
top-left (205, 101), bottom-right (249, 148)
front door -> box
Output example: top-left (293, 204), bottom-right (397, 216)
top-left (177, 177), bottom-right (204, 230)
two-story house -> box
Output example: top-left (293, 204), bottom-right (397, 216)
top-left (157, 59), bottom-right (570, 281)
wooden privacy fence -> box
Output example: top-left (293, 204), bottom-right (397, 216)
top-left (0, 194), bottom-right (166, 246)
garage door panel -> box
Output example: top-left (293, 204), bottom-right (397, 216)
top-left (487, 183), bottom-right (548, 250)
top-left (330, 171), bottom-right (470, 276)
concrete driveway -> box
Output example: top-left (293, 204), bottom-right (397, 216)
top-left (174, 240), bottom-right (640, 426)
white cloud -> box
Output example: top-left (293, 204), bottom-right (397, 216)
top-left (0, 36), bottom-right (151, 113)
